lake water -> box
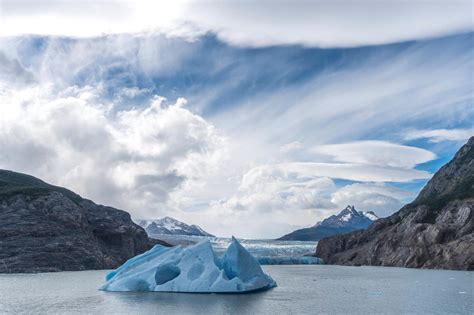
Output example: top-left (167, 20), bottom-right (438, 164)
top-left (0, 266), bottom-right (472, 314)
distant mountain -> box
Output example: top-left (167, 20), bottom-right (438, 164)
top-left (0, 169), bottom-right (169, 273)
top-left (138, 216), bottom-right (214, 237)
top-left (316, 137), bottom-right (474, 270)
top-left (278, 206), bottom-right (379, 241)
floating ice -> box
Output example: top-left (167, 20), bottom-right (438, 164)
top-left (100, 237), bottom-right (276, 293)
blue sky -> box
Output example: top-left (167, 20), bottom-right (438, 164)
top-left (0, 1), bottom-right (472, 237)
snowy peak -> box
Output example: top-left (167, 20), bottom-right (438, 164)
top-left (137, 217), bottom-right (214, 237)
top-left (339, 205), bottom-right (359, 221)
top-left (279, 206), bottom-right (379, 241)
top-left (319, 205), bottom-right (379, 227)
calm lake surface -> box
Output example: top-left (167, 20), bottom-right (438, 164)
top-left (0, 265), bottom-right (472, 314)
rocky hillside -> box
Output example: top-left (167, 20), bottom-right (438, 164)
top-left (278, 206), bottom-right (378, 241)
top-left (0, 170), bottom-right (169, 273)
top-left (315, 137), bottom-right (474, 270)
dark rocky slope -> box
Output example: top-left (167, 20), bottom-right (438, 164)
top-left (316, 137), bottom-right (474, 270)
top-left (0, 170), bottom-right (169, 273)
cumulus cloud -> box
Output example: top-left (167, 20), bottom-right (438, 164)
top-left (404, 128), bottom-right (473, 143)
top-left (231, 167), bottom-right (337, 213)
top-left (1, 0), bottom-right (472, 48)
top-left (0, 84), bottom-right (226, 218)
top-left (331, 183), bottom-right (414, 217)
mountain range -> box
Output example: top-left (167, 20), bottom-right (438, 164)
top-left (278, 206), bottom-right (378, 241)
top-left (316, 137), bottom-right (474, 270)
top-left (137, 217), bottom-right (214, 237)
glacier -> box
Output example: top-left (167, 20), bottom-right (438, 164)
top-left (100, 237), bottom-right (277, 293)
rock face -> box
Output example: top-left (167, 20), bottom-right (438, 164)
top-left (315, 137), bottom-right (474, 270)
top-left (137, 216), bottom-right (214, 237)
top-left (0, 169), bottom-right (169, 273)
top-left (278, 206), bottom-right (378, 241)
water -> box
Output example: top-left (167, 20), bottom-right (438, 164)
top-left (151, 235), bottom-right (321, 264)
top-left (1, 266), bottom-right (472, 314)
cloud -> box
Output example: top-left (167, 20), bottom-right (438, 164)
top-left (0, 52), bottom-right (35, 86)
top-left (210, 33), bottom-right (473, 153)
top-left (404, 128), bottom-right (473, 143)
top-left (311, 141), bottom-right (436, 168)
top-left (0, 84), bottom-right (227, 218)
top-left (331, 183), bottom-right (414, 217)
top-left (183, 0), bottom-right (473, 48)
top-left (244, 162), bottom-right (431, 183)
top-left (1, 1), bottom-right (472, 48)
top-left (232, 167), bottom-right (337, 213)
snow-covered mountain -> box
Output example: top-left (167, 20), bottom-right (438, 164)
top-left (137, 217), bottom-right (214, 237)
top-left (278, 206), bottom-right (379, 241)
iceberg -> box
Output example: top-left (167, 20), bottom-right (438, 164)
top-left (100, 237), bottom-right (277, 293)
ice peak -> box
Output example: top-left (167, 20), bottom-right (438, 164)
top-left (344, 205), bottom-right (357, 213)
top-left (100, 235), bottom-right (276, 293)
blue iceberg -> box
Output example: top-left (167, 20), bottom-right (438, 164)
top-left (100, 237), bottom-right (277, 293)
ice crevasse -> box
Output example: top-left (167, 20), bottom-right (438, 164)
top-left (100, 237), bottom-right (277, 293)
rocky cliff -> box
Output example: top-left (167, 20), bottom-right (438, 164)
top-left (0, 170), bottom-right (169, 273)
top-left (315, 137), bottom-right (474, 270)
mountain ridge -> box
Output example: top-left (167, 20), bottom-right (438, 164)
top-left (278, 205), bottom-right (378, 241)
top-left (138, 216), bottom-right (214, 237)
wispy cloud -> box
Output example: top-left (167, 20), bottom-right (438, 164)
top-left (404, 128), bottom-right (473, 143)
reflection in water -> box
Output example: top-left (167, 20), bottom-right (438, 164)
top-left (105, 290), bottom-right (269, 314)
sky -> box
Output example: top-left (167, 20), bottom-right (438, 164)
top-left (0, 0), bottom-right (473, 238)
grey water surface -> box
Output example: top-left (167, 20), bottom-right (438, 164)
top-left (0, 265), bottom-right (472, 314)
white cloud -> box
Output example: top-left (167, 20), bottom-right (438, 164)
top-left (1, 0), bottom-right (472, 48)
top-left (235, 168), bottom-right (337, 213)
top-left (331, 183), bottom-right (414, 217)
top-left (311, 141), bottom-right (436, 169)
top-left (0, 84), bottom-right (227, 219)
top-left (245, 162), bottom-right (431, 183)
top-left (404, 128), bottom-right (473, 143)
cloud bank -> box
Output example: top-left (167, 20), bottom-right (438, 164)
top-left (0, 84), bottom-right (227, 218)
top-left (1, 0), bottom-right (472, 47)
